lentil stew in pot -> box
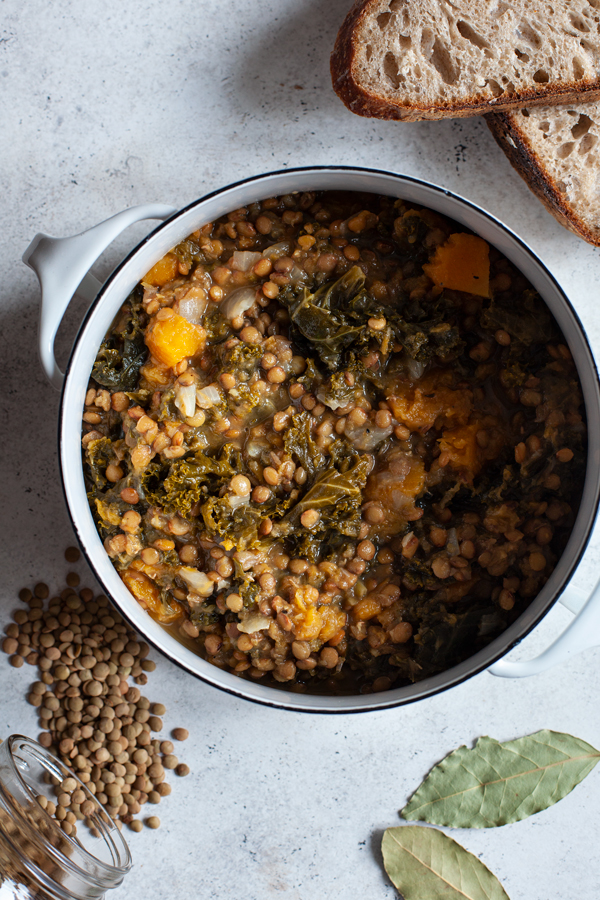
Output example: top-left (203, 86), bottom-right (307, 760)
top-left (82, 191), bottom-right (586, 695)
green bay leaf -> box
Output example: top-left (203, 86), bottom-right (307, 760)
top-left (401, 730), bottom-right (600, 828)
top-left (382, 826), bottom-right (510, 900)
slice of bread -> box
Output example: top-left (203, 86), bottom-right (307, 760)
top-left (331, 0), bottom-right (600, 122)
top-left (487, 102), bottom-right (600, 245)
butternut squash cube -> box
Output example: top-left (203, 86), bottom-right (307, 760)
top-left (438, 422), bottom-right (482, 483)
top-left (292, 604), bottom-right (323, 641)
top-left (121, 568), bottom-right (162, 614)
top-left (143, 253), bottom-right (179, 287)
top-left (319, 606), bottom-right (347, 642)
top-left (423, 233), bottom-right (490, 298)
top-left (145, 313), bottom-right (206, 368)
top-left (352, 595), bottom-right (382, 621)
top-left (121, 568), bottom-right (184, 623)
top-left (387, 374), bottom-right (472, 432)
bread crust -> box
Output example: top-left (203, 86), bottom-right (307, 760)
top-left (330, 0), bottom-right (600, 122)
top-left (486, 111), bottom-right (600, 246)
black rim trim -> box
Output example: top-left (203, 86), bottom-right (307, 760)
top-left (58, 165), bottom-right (600, 714)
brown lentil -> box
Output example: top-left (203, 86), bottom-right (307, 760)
top-left (3, 565), bottom-right (190, 834)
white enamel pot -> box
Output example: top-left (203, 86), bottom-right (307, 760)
top-left (23, 166), bottom-right (600, 713)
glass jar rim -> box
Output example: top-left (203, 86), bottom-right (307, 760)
top-left (1, 735), bottom-right (132, 887)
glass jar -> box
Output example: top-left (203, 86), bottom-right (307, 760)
top-left (0, 736), bottom-right (131, 900)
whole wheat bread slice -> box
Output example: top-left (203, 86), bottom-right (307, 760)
top-left (487, 102), bottom-right (600, 245)
top-left (331, 0), bottom-right (600, 122)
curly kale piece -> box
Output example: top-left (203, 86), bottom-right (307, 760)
top-left (315, 369), bottom-right (363, 411)
top-left (203, 307), bottom-right (232, 344)
top-left (283, 411), bottom-right (326, 478)
top-left (84, 437), bottom-right (117, 491)
top-left (140, 443), bottom-right (241, 518)
top-left (200, 496), bottom-right (266, 550)
top-left (219, 341), bottom-right (262, 379)
top-left (189, 603), bottom-right (221, 628)
top-left (230, 559), bottom-right (260, 607)
top-left (200, 488), bottom-right (297, 552)
top-left (172, 238), bottom-right (207, 269)
top-left (221, 338), bottom-right (287, 423)
top-left (393, 208), bottom-right (432, 264)
top-left (92, 287), bottom-right (148, 391)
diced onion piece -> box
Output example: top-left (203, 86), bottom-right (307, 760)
top-left (234, 550), bottom-right (267, 571)
top-left (288, 264), bottom-right (308, 285)
top-left (178, 287), bottom-right (208, 324)
top-left (344, 422), bottom-right (393, 451)
top-left (220, 287), bottom-right (257, 320)
top-left (245, 441), bottom-right (264, 458)
top-left (196, 384), bottom-right (222, 409)
top-left (178, 567), bottom-right (214, 596)
top-left (228, 493), bottom-right (250, 511)
top-left (231, 251), bottom-right (262, 272)
top-left (262, 241), bottom-right (291, 260)
top-left (316, 387), bottom-right (348, 411)
top-left (446, 527), bottom-right (460, 557)
top-left (406, 358), bottom-right (427, 381)
top-left (237, 613), bottom-right (272, 634)
top-left (174, 382), bottom-right (197, 418)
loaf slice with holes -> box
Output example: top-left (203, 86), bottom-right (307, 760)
top-left (487, 102), bottom-right (600, 245)
top-left (331, 0), bottom-right (600, 122)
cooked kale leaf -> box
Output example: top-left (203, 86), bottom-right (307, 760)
top-left (84, 437), bottom-right (117, 491)
top-left (280, 266), bottom-right (462, 369)
top-left (279, 267), bottom-right (369, 369)
top-left (140, 444), bottom-right (241, 518)
top-left (481, 289), bottom-right (553, 347)
top-left (92, 288), bottom-right (148, 390)
top-left (273, 452), bottom-right (372, 560)
top-left (283, 411), bottom-right (326, 477)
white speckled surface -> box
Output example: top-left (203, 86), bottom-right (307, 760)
top-left (2, 2), bottom-right (600, 898)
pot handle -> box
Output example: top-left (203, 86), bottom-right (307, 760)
top-left (488, 580), bottom-right (600, 677)
top-left (23, 203), bottom-right (176, 390)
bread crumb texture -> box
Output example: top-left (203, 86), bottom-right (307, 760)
top-left (491, 101), bottom-right (600, 243)
top-left (333, 0), bottom-right (600, 119)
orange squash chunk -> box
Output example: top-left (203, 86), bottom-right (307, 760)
top-left (438, 579), bottom-right (479, 603)
top-left (352, 595), bottom-right (382, 622)
top-left (121, 568), bottom-right (184, 624)
top-left (292, 604), bottom-right (323, 641)
top-left (438, 422), bottom-right (483, 483)
top-left (145, 312), bottom-right (206, 368)
top-left (121, 568), bottom-right (162, 613)
top-left (423, 233), bottom-right (490, 298)
top-left (363, 452), bottom-right (426, 539)
top-left (387, 374), bottom-right (472, 432)
top-left (143, 253), bottom-right (179, 287)
top-left (319, 606), bottom-right (347, 642)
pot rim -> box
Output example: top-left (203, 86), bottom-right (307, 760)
top-left (59, 165), bottom-right (600, 713)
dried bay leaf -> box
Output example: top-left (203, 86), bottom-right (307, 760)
top-left (382, 826), bottom-right (510, 900)
top-left (401, 730), bottom-right (600, 828)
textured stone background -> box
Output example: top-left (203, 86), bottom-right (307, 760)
top-left (2, 2), bottom-right (600, 898)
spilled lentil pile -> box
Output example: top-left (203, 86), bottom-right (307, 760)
top-left (2, 548), bottom-right (189, 832)
top-left (83, 191), bottom-right (586, 694)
